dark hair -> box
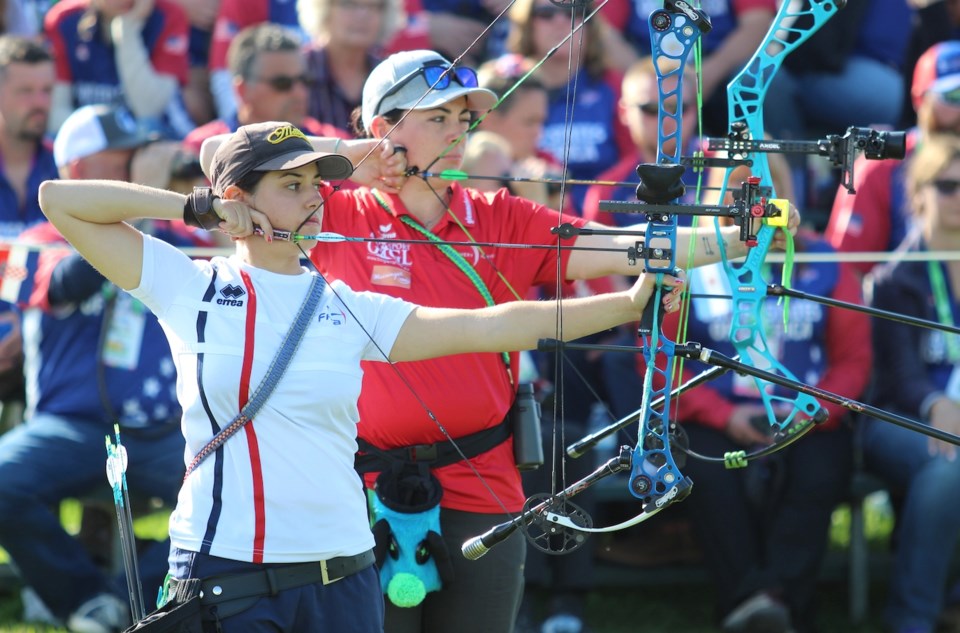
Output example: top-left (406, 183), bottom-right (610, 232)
top-left (0, 36), bottom-right (51, 77)
top-left (350, 106), bottom-right (402, 137)
top-left (227, 23), bottom-right (302, 80)
top-left (234, 169), bottom-right (268, 193)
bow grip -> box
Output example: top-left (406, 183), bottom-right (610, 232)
top-left (638, 267), bottom-right (681, 336)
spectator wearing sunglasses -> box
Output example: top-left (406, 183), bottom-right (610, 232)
top-left (183, 23), bottom-right (349, 156)
top-left (206, 0), bottom-right (303, 122)
top-left (582, 56), bottom-right (702, 230)
top-left (826, 41), bottom-right (960, 278)
top-left (863, 133), bottom-right (960, 633)
top-left (298, 0), bottom-right (403, 135)
top-left (44, 0), bottom-right (194, 138)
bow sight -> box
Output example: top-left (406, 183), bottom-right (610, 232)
top-left (596, 170), bottom-right (790, 251)
top-left (707, 123), bottom-right (907, 194)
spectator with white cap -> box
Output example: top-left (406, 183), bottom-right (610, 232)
top-left (826, 40), bottom-right (960, 277)
top-left (0, 102), bottom-right (189, 633)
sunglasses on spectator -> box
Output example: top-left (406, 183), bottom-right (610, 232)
top-left (634, 101), bottom-right (694, 116)
top-left (936, 86), bottom-right (960, 107)
top-left (255, 74), bottom-right (313, 92)
top-left (332, 0), bottom-right (385, 10)
top-left (374, 63), bottom-right (479, 117)
top-left (932, 178), bottom-right (960, 195)
top-left (531, 5), bottom-right (568, 19)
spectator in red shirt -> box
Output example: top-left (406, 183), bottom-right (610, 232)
top-left (44, 0), bottom-right (192, 136)
top-left (826, 40), bottom-right (960, 277)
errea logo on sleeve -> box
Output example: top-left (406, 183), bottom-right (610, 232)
top-left (217, 284), bottom-right (246, 306)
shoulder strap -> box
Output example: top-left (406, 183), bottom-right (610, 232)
top-left (183, 273), bottom-right (327, 480)
top-left (399, 214), bottom-right (514, 385)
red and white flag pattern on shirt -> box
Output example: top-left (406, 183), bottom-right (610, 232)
top-left (0, 245), bottom-right (40, 305)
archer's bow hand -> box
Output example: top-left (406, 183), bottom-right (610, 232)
top-left (630, 268), bottom-right (685, 318)
top-left (770, 203), bottom-right (800, 251)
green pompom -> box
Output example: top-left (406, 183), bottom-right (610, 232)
top-left (386, 572), bottom-right (427, 608)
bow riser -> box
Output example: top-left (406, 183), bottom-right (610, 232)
top-left (716, 0), bottom-right (844, 431)
top-left (629, 1), bottom-right (708, 503)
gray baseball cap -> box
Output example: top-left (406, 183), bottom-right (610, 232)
top-left (361, 50), bottom-right (498, 133)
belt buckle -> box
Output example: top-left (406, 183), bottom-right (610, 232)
top-left (320, 559), bottom-right (342, 586)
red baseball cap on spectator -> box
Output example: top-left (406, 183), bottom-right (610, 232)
top-left (912, 41), bottom-right (960, 109)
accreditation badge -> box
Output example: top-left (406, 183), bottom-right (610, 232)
top-left (102, 293), bottom-right (146, 370)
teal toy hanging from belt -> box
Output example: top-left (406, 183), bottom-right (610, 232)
top-left (369, 462), bottom-right (454, 607)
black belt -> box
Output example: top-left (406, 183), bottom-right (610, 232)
top-left (169, 549), bottom-right (375, 607)
top-left (355, 416), bottom-right (512, 473)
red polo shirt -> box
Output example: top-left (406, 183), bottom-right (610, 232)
top-left (312, 183), bottom-right (586, 512)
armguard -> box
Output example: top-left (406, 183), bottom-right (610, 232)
top-left (183, 187), bottom-right (221, 231)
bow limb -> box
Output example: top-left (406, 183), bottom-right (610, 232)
top-left (546, 479), bottom-right (687, 533)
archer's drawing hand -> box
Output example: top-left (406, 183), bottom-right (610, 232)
top-left (213, 198), bottom-right (271, 240)
top-left (344, 138), bottom-right (408, 192)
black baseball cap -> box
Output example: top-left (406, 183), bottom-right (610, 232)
top-left (209, 121), bottom-right (354, 195)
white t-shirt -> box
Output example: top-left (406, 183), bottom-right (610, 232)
top-left (131, 235), bottom-right (415, 563)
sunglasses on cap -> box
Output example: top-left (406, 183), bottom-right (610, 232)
top-left (373, 62), bottom-right (479, 118)
top-left (932, 178), bottom-right (960, 195)
top-left (254, 73), bottom-right (314, 92)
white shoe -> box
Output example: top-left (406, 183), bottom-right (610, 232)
top-left (67, 593), bottom-right (130, 633)
top-left (541, 613), bottom-right (586, 633)
top-left (721, 592), bottom-right (791, 633)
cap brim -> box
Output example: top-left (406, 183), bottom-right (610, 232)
top-left (256, 150), bottom-right (354, 181)
top-left (108, 130), bottom-right (162, 151)
top-left (931, 74), bottom-right (960, 96)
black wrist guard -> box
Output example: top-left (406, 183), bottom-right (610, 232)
top-left (183, 187), bottom-right (222, 230)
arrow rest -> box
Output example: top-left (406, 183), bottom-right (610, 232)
top-left (519, 493), bottom-right (593, 555)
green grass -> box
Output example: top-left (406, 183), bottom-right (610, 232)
top-left (0, 498), bottom-right (895, 632)
top-left (0, 499), bottom-right (171, 632)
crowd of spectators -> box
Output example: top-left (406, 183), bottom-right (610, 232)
top-left (0, 0), bottom-right (957, 633)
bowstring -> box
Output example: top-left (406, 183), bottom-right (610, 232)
top-left (674, 2), bottom-right (707, 445)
